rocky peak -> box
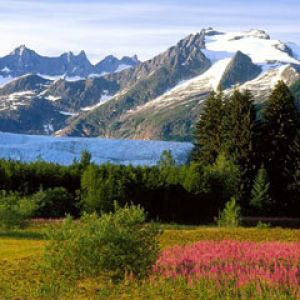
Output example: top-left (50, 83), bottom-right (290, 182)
top-left (246, 29), bottom-right (270, 40)
top-left (204, 27), bottom-right (224, 36)
top-left (120, 55), bottom-right (140, 66)
top-left (219, 51), bottom-right (262, 89)
top-left (10, 45), bottom-right (34, 57)
top-left (177, 31), bottom-right (206, 50)
top-left (78, 50), bottom-right (87, 58)
top-left (101, 55), bottom-right (119, 64)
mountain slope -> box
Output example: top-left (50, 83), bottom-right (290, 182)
top-left (60, 32), bottom-right (211, 137)
top-left (60, 28), bottom-right (300, 140)
top-left (219, 51), bottom-right (262, 89)
top-left (0, 28), bottom-right (300, 140)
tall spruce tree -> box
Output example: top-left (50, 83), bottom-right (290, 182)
top-left (249, 166), bottom-right (272, 215)
top-left (222, 90), bottom-right (257, 204)
top-left (285, 132), bottom-right (300, 216)
top-left (194, 91), bottom-right (224, 165)
top-left (263, 81), bottom-right (299, 211)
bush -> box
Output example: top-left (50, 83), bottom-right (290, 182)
top-left (80, 165), bottom-right (124, 214)
top-left (216, 197), bottom-right (240, 227)
top-left (42, 204), bottom-right (161, 283)
top-left (32, 187), bottom-right (74, 218)
top-left (0, 191), bottom-right (38, 229)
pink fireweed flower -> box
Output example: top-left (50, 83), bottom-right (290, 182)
top-left (154, 240), bottom-right (300, 288)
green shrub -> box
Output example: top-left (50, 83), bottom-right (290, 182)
top-left (0, 191), bottom-right (38, 229)
top-left (80, 165), bottom-right (122, 214)
top-left (256, 221), bottom-right (271, 229)
top-left (42, 204), bottom-right (161, 284)
top-left (216, 197), bottom-right (241, 227)
top-left (32, 187), bottom-right (73, 218)
top-left (205, 154), bottom-right (240, 202)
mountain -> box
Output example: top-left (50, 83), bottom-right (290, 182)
top-left (0, 131), bottom-right (193, 166)
top-left (219, 51), bottom-right (262, 89)
top-left (60, 28), bottom-right (300, 140)
top-left (60, 31), bottom-right (211, 137)
top-left (94, 55), bottom-right (139, 75)
top-left (0, 46), bottom-right (140, 80)
top-left (0, 28), bottom-right (299, 139)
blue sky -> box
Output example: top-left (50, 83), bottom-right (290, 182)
top-left (0, 0), bottom-right (299, 63)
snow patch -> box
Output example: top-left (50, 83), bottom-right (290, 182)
top-left (0, 75), bottom-right (15, 87)
top-left (115, 64), bottom-right (131, 73)
top-left (59, 111), bottom-right (79, 116)
top-left (43, 124), bottom-right (54, 135)
top-left (204, 30), bottom-right (300, 65)
top-left (88, 73), bottom-right (104, 78)
top-left (286, 42), bottom-right (300, 60)
top-left (45, 95), bottom-right (62, 101)
top-left (125, 58), bottom-right (231, 115)
top-left (1, 67), bottom-right (11, 73)
top-left (38, 74), bottom-right (84, 82)
top-left (81, 93), bottom-right (113, 111)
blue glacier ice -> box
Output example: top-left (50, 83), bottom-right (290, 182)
top-left (0, 132), bottom-right (193, 166)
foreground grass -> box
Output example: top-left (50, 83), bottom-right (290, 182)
top-left (0, 223), bottom-right (300, 299)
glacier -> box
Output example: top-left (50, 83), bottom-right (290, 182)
top-left (0, 132), bottom-right (193, 166)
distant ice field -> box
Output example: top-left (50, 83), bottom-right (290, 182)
top-left (0, 132), bottom-right (193, 166)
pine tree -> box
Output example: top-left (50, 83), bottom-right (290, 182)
top-left (158, 150), bottom-right (176, 168)
top-left (194, 92), bottom-right (224, 164)
top-left (263, 81), bottom-right (299, 210)
top-left (285, 133), bottom-right (300, 216)
top-left (250, 166), bottom-right (272, 215)
top-left (222, 90), bottom-right (257, 203)
top-left (216, 196), bottom-right (241, 227)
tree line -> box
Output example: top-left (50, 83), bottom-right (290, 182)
top-left (0, 81), bottom-right (299, 224)
top-left (194, 81), bottom-right (300, 217)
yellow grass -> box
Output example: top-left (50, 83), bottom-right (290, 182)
top-left (0, 239), bottom-right (46, 261)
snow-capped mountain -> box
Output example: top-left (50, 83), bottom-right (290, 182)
top-left (0, 45), bottom-right (140, 83)
top-left (61, 28), bottom-right (300, 140)
top-left (0, 28), bottom-right (299, 140)
top-left (0, 131), bottom-right (193, 166)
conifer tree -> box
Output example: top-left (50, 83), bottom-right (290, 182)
top-left (222, 90), bottom-right (257, 203)
top-left (263, 81), bottom-right (299, 207)
top-left (250, 166), bottom-right (272, 214)
top-left (194, 91), bottom-right (224, 164)
top-left (216, 196), bottom-right (241, 227)
top-left (285, 133), bottom-right (300, 216)
top-left (158, 150), bottom-right (176, 169)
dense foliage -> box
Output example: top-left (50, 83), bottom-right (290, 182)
top-left (194, 81), bottom-right (300, 217)
top-left (0, 191), bottom-right (38, 229)
top-left (41, 205), bottom-right (160, 296)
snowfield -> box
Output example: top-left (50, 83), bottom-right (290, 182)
top-left (0, 132), bottom-right (193, 166)
top-left (204, 29), bottom-right (300, 65)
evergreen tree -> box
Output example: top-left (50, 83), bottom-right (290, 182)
top-left (222, 90), bottom-right (257, 203)
top-left (194, 92), bottom-right (224, 165)
top-left (79, 150), bottom-right (92, 170)
top-left (285, 133), bottom-right (300, 216)
top-left (216, 196), bottom-right (241, 227)
top-left (158, 150), bottom-right (176, 168)
top-left (249, 166), bottom-right (272, 215)
top-left (204, 153), bottom-right (240, 209)
top-left (263, 81), bottom-right (299, 209)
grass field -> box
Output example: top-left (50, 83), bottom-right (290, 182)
top-left (0, 223), bottom-right (300, 299)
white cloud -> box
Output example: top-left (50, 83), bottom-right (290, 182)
top-left (0, 0), bottom-right (299, 63)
